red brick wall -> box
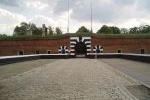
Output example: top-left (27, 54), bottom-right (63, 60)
top-left (91, 36), bottom-right (150, 54)
top-left (0, 36), bottom-right (150, 56)
top-left (0, 37), bottom-right (70, 56)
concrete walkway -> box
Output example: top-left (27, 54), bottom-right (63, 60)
top-left (101, 58), bottom-right (150, 88)
top-left (0, 59), bottom-right (145, 100)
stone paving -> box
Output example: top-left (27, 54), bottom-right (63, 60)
top-left (101, 58), bottom-right (150, 88)
top-left (0, 59), bottom-right (56, 80)
top-left (0, 59), bottom-right (143, 100)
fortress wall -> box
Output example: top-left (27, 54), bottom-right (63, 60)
top-left (0, 36), bottom-right (150, 56)
top-left (91, 36), bottom-right (150, 54)
top-left (0, 37), bottom-right (70, 56)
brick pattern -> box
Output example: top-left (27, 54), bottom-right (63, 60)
top-left (0, 37), bottom-right (70, 56)
top-left (91, 36), bottom-right (150, 54)
top-left (0, 36), bottom-right (150, 56)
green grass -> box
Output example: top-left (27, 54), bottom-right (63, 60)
top-left (0, 33), bottom-right (150, 40)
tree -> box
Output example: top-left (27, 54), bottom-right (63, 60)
top-left (13, 26), bottom-right (20, 36)
top-left (97, 25), bottom-right (121, 34)
top-left (129, 27), bottom-right (139, 34)
top-left (121, 28), bottom-right (129, 34)
top-left (30, 23), bottom-right (37, 31)
top-left (0, 34), bottom-right (8, 38)
top-left (20, 22), bottom-right (28, 27)
top-left (76, 26), bottom-right (90, 34)
top-left (55, 27), bottom-right (63, 35)
top-left (97, 25), bottom-right (112, 34)
top-left (32, 27), bottom-right (42, 36)
top-left (111, 26), bottom-right (121, 34)
top-left (13, 22), bottom-right (29, 36)
top-left (48, 26), bottom-right (54, 35)
top-left (13, 22), bottom-right (43, 36)
top-left (139, 25), bottom-right (150, 34)
top-left (28, 23), bottom-right (43, 36)
top-left (128, 25), bottom-right (150, 34)
top-left (13, 25), bottom-right (27, 36)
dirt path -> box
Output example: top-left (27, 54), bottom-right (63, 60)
top-left (0, 59), bottom-right (139, 100)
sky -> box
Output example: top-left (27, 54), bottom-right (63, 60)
top-left (1, 0), bottom-right (150, 35)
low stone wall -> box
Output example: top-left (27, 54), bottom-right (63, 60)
top-left (86, 53), bottom-right (121, 58)
top-left (0, 53), bottom-right (149, 65)
top-left (121, 54), bottom-right (150, 63)
top-left (0, 55), bottom-right (40, 65)
top-left (87, 53), bottom-right (150, 63)
top-left (0, 54), bottom-right (76, 65)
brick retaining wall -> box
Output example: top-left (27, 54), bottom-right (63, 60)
top-left (0, 36), bottom-right (150, 56)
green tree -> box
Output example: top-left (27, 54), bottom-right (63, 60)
top-left (97, 25), bottom-right (121, 34)
top-left (13, 22), bottom-right (29, 36)
top-left (129, 27), bottom-right (139, 34)
top-left (139, 25), bottom-right (150, 34)
top-left (48, 26), bottom-right (54, 36)
top-left (97, 25), bottom-right (112, 34)
top-left (111, 26), bottom-right (121, 34)
top-left (13, 26), bottom-right (20, 36)
top-left (55, 27), bottom-right (63, 35)
top-left (14, 22), bottom-right (43, 36)
top-left (14, 25), bottom-right (27, 36)
top-left (32, 27), bottom-right (42, 36)
top-left (0, 34), bottom-right (8, 38)
top-left (76, 26), bottom-right (90, 34)
top-left (121, 28), bottom-right (129, 34)
top-left (20, 22), bottom-right (28, 27)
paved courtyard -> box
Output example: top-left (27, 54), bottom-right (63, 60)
top-left (0, 59), bottom-right (149, 100)
top-left (101, 58), bottom-right (150, 88)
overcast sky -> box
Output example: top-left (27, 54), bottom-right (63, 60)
top-left (1, 0), bottom-right (150, 35)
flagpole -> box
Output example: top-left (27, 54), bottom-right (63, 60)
top-left (67, 0), bottom-right (70, 33)
top-left (90, 0), bottom-right (93, 34)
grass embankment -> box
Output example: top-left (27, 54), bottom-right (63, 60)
top-left (0, 33), bottom-right (150, 40)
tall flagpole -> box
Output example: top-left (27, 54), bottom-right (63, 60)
top-left (67, 0), bottom-right (70, 33)
top-left (90, 0), bottom-right (93, 34)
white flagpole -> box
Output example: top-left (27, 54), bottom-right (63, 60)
top-left (90, 0), bottom-right (93, 34)
top-left (67, 0), bottom-right (70, 33)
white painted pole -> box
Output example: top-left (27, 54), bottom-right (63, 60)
top-left (67, 0), bottom-right (70, 33)
top-left (90, 0), bottom-right (93, 34)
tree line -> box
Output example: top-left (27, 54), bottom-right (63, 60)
top-left (13, 22), bottom-right (63, 37)
top-left (12, 22), bottom-right (150, 36)
top-left (77, 25), bottom-right (150, 34)
top-left (1, 22), bottom-right (150, 37)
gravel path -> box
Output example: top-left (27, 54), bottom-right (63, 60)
top-left (0, 59), bottom-right (140, 100)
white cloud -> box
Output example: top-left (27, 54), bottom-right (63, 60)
top-left (1, 0), bottom-right (150, 35)
top-left (25, 1), bottom-right (48, 10)
top-left (30, 15), bottom-right (55, 26)
top-left (0, 24), bottom-right (16, 35)
top-left (0, 8), bottom-right (27, 35)
top-left (118, 18), bottom-right (150, 29)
